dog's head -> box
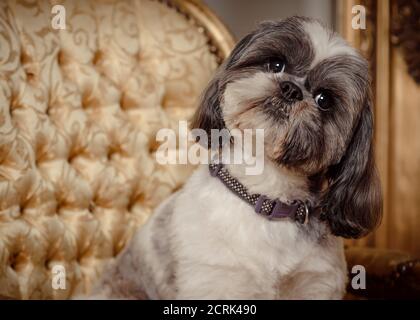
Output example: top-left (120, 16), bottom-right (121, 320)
top-left (191, 17), bottom-right (382, 238)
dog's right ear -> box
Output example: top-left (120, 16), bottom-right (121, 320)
top-left (322, 99), bottom-right (382, 239)
top-left (190, 33), bottom-right (255, 145)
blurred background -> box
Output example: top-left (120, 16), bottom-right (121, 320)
top-left (205, 0), bottom-right (335, 38)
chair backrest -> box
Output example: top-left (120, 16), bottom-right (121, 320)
top-left (0, 0), bottom-right (234, 299)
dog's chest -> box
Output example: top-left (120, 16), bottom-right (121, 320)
top-left (173, 168), bottom-right (314, 277)
top-left (163, 167), bottom-right (347, 299)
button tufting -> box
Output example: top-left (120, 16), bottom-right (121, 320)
top-left (8, 251), bottom-right (27, 272)
top-left (107, 150), bottom-right (116, 161)
top-left (148, 138), bottom-right (161, 154)
top-left (88, 201), bottom-right (95, 213)
top-left (92, 50), bottom-right (103, 66)
top-left (9, 252), bottom-right (18, 270)
top-left (57, 49), bottom-right (66, 66)
top-left (81, 94), bottom-right (90, 110)
top-left (20, 50), bottom-right (37, 82)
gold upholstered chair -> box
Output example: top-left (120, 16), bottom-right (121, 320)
top-left (0, 0), bottom-right (233, 299)
top-left (0, 0), bottom-right (418, 300)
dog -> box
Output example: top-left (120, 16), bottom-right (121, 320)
top-left (91, 16), bottom-right (382, 299)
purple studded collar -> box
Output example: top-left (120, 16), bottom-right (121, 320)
top-left (209, 163), bottom-right (314, 224)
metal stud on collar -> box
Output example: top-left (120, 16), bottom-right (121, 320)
top-left (295, 201), bottom-right (309, 225)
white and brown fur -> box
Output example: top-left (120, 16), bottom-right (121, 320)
top-left (91, 17), bottom-right (382, 299)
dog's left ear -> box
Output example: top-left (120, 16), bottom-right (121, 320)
top-left (322, 98), bottom-right (383, 238)
top-left (190, 32), bottom-right (255, 146)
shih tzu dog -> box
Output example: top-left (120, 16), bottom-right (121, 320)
top-left (92, 16), bottom-right (382, 299)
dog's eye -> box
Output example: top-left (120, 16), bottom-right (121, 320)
top-left (314, 92), bottom-right (331, 110)
top-left (266, 58), bottom-right (286, 73)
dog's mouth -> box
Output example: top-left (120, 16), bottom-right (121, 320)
top-left (262, 96), bottom-right (291, 121)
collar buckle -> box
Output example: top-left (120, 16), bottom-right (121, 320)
top-left (295, 201), bottom-right (309, 225)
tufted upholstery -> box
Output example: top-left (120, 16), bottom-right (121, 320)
top-left (0, 0), bottom-right (232, 299)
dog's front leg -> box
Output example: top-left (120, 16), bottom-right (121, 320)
top-left (276, 270), bottom-right (347, 300)
top-left (174, 264), bottom-right (274, 299)
top-left (275, 245), bottom-right (348, 300)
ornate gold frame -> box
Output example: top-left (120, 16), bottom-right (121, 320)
top-left (159, 0), bottom-right (236, 64)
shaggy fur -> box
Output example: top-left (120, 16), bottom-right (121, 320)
top-left (91, 17), bottom-right (382, 299)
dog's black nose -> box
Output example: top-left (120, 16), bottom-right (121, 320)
top-left (279, 81), bottom-right (303, 102)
